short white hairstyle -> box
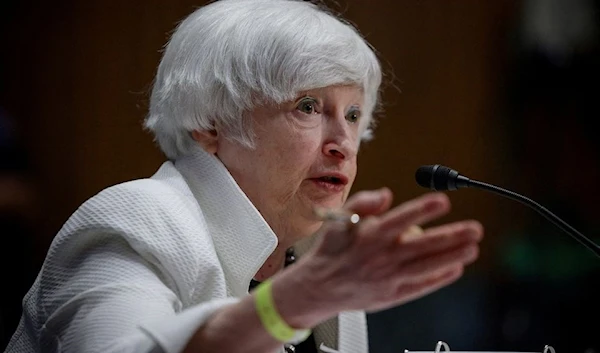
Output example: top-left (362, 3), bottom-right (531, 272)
top-left (144, 0), bottom-right (382, 159)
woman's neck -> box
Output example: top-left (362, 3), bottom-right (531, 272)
top-left (254, 245), bottom-right (289, 281)
top-left (254, 212), bottom-right (321, 281)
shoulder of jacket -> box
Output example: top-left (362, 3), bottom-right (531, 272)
top-left (88, 177), bottom-right (193, 213)
top-left (56, 176), bottom-right (207, 242)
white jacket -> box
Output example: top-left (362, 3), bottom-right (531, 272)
top-left (4, 146), bottom-right (369, 353)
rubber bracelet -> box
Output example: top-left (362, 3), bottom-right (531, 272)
top-left (254, 278), bottom-right (311, 344)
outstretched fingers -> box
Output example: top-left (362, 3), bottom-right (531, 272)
top-left (393, 220), bottom-right (483, 264)
top-left (392, 265), bottom-right (464, 305)
top-left (343, 187), bottom-right (394, 217)
top-left (419, 220), bottom-right (484, 243)
top-left (394, 242), bottom-right (478, 283)
top-left (377, 192), bottom-right (451, 240)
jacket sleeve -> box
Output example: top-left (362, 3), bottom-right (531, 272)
top-left (10, 180), bottom-right (240, 353)
top-left (38, 234), bottom-right (239, 353)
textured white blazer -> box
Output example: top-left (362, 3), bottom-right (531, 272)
top-left (5, 146), bottom-right (369, 353)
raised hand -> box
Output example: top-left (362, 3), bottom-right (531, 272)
top-left (276, 188), bottom-right (483, 326)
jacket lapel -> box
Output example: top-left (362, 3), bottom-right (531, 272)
top-left (174, 147), bottom-right (278, 297)
top-left (337, 311), bottom-right (368, 353)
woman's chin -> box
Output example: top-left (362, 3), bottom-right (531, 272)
top-left (310, 195), bottom-right (346, 211)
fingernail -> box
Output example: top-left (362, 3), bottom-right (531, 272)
top-left (378, 187), bottom-right (391, 199)
top-left (464, 246), bottom-right (478, 259)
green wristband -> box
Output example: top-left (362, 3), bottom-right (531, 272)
top-left (254, 279), bottom-right (312, 344)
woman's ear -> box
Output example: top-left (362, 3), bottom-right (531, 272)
top-left (191, 129), bottom-right (219, 154)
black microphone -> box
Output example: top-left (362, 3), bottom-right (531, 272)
top-left (415, 164), bottom-right (600, 259)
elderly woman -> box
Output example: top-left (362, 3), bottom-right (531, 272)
top-left (5, 0), bottom-right (483, 352)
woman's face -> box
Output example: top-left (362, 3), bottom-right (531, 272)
top-left (216, 85), bottom-right (365, 239)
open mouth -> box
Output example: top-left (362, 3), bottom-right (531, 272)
top-left (310, 175), bottom-right (348, 193)
top-left (317, 176), bottom-right (344, 185)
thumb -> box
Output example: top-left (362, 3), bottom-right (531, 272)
top-left (344, 187), bottom-right (393, 216)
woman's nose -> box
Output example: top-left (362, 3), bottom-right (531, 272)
top-left (322, 120), bottom-right (358, 160)
top-left (324, 145), bottom-right (347, 159)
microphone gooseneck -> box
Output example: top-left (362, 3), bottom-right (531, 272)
top-left (415, 164), bottom-right (600, 259)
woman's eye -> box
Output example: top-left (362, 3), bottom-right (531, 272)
top-left (296, 98), bottom-right (317, 115)
top-left (346, 109), bottom-right (361, 123)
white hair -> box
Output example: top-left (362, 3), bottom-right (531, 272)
top-left (144, 0), bottom-right (382, 159)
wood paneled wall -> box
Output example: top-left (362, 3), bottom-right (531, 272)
top-left (1, 1), bottom-right (517, 269)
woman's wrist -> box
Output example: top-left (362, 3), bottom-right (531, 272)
top-left (269, 260), bottom-right (339, 329)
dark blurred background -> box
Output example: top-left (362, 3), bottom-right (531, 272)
top-left (1, 1), bottom-right (599, 352)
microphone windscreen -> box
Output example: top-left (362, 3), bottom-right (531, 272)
top-left (415, 164), bottom-right (457, 191)
top-left (415, 165), bottom-right (436, 189)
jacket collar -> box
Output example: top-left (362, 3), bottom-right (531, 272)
top-left (173, 146), bottom-right (278, 296)
top-left (166, 146), bottom-right (368, 352)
